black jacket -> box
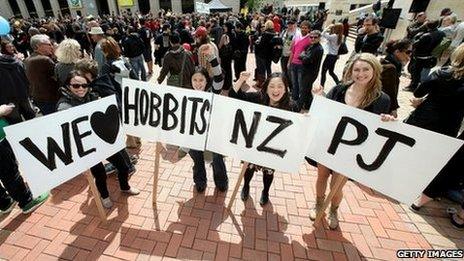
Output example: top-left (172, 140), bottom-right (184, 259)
top-left (255, 30), bottom-right (276, 60)
top-left (0, 54), bottom-right (35, 124)
top-left (121, 33), bottom-right (145, 58)
top-left (354, 32), bottom-right (384, 54)
top-left (233, 31), bottom-right (249, 54)
top-left (380, 54), bottom-right (402, 112)
top-left (405, 67), bottom-right (464, 137)
top-left (413, 29), bottom-right (445, 58)
top-left (89, 74), bottom-right (121, 108)
top-left (301, 42), bottom-right (324, 78)
top-left (327, 84), bottom-right (391, 115)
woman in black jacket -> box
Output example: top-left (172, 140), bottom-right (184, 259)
top-left (230, 71), bottom-right (295, 205)
top-left (407, 44), bottom-right (464, 214)
top-left (255, 20), bottom-right (276, 85)
top-left (311, 53), bottom-right (394, 230)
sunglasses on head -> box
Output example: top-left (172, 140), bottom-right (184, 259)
top-left (69, 83), bottom-right (89, 89)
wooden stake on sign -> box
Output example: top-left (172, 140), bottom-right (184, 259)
top-left (313, 175), bottom-right (348, 227)
top-left (227, 162), bottom-right (249, 211)
top-left (152, 142), bottom-right (161, 206)
top-left (84, 171), bottom-right (107, 223)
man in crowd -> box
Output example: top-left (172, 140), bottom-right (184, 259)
top-left (138, 18), bottom-right (154, 75)
top-left (88, 26), bottom-right (105, 75)
top-left (354, 15), bottom-right (384, 55)
top-left (24, 34), bottom-right (59, 115)
top-left (406, 12), bottom-right (428, 40)
top-left (122, 26), bottom-right (147, 81)
top-left (280, 19), bottom-right (300, 91)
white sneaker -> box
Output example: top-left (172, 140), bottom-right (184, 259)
top-left (121, 187), bottom-right (140, 195)
top-left (101, 197), bottom-right (113, 209)
top-left (328, 210), bottom-right (339, 230)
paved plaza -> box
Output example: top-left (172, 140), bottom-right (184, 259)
top-left (0, 39), bottom-right (463, 260)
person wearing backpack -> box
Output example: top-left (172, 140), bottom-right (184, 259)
top-left (121, 26), bottom-right (147, 81)
top-left (157, 33), bottom-right (195, 89)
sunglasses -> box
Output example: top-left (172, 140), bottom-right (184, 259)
top-left (69, 83), bottom-right (89, 89)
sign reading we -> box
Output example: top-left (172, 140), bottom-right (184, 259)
top-left (4, 96), bottom-right (125, 197)
top-left (207, 94), bottom-right (313, 173)
top-left (122, 79), bottom-right (213, 151)
top-left (306, 96), bottom-right (464, 205)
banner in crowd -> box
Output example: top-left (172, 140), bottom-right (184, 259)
top-left (122, 79), bottom-right (213, 151)
top-left (68, 0), bottom-right (83, 9)
top-left (4, 96), bottom-right (125, 197)
top-left (207, 94), bottom-right (313, 173)
top-left (195, 2), bottom-right (210, 14)
top-left (118, 0), bottom-right (134, 7)
top-left (305, 96), bottom-right (464, 205)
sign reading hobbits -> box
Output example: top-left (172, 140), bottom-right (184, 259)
top-left (122, 79), bottom-right (213, 150)
top-left (207, 94), bottom-right (313, 173)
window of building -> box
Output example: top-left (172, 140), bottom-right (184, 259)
top-left (182, 0), bottom-right (194, 13)
top-left (24, 0), bottom-right (38, 18)
top-left (57, 0), bottom-right (71, 16)
top-left (138, 0), bottom-right (150, 14)
top-left (159, 0), bottom-right (172, 12)
top-left (7, 0), bottom-right (22, 18)
top-left (41, 0), bottom-right (54, 17)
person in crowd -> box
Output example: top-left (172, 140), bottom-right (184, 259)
top-left (54, 39), bottom-right (82, 86)
top-left (230, 71), bottom-right (295, 205)
top-left (406, 44), bottom-right (464, 212)
top-left (407, 12), bottom-right (428, 40)
top-left (138, 18), bottom-right (154, 75)
top-left (56, 71), bottom-right (139, 208)
top-left (121, 26), bottom-right (146, 81)
top-left (405, 20), bottom-right (445, 92)
top-left (158, 33), bottom-right (195, 89)
top-left (280, 19), bottom-right (300, 91)
top-left (288, 20), bottom-right (311, 104)
top-left (342, 18), bottom-right (350, 43)
top-left (354, 15), bottom-right (384, 55)
top-left (232, 22), bottom-right (249, 82)
top-left (88, 26), bottom-right (106, 75)
top-left (310, 53), bottom-right (393, 229)
top-left (72, 23), bottom-right (92, 57)
top-left (209, 18), bottom-right (223, 47)
top-left (178, 20), bottom-right (194, 45)
top-left (188, 44), bottom-right (227, 193)
top-left (449, 21), bottom-right (464, 56)
top-left (320, 23), bottom-right (344, 88)
top-left (298, 30), bottom-right (323, 111)
top-left (380, 39), bottom-right (413, 118)
top-left (0, 104), bottom-right (49, 215)
top-left (255, 20), bottom-right (277, 86)
top-left (154, 23), bottom-right (172, 66)
top-left (218, 22), bottom-right (235, 91)
top-left (24, 34), bottom-right (59, 115)
top-left (0, 40), bottom-right (36, 124)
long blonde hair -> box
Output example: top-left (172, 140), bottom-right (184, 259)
top-left (55, 39), bottom-right (81, 64)
top-left (450, 43), bottom-right (464, 79)
top-left (343, 53), bottom-right (382, 109)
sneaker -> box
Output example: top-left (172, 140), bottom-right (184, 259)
top-left (328, 209), bottom-right (339, 230)
top-left (22, 192), bottom-right (50, 214)
top-left (241, 185), bottom-right (250, 201)
top-left (309, 197), bottom-right (325, 221)
top-left (104, 163), bottom-right (116, 175)
top-left (121, 187), bottom-right (140, 195)
top-left (101, 197), bottom-right (113, 209)
top-left (0, 198), bottom-right (17, 215)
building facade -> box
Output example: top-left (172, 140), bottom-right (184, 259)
top-left (0, 0), bottom-right (239, 18)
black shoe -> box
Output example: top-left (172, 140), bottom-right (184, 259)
top-left (259, 191), bottom-right (269, 206)
top-left (217, 184), bottom-right (228, 192)
top-left (241, 185), bottom-right (250, 201)
top-left (195, 184), bottom-right (206, 193)
top-left (410, 203), bottom-right (421, 212)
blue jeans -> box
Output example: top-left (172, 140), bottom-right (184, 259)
top-left (0, 139), bottom-right (33, 209)
top-left (188, 150), bottom-right (228, 189)
top-left (129, 55), bottom-right (147, 81)
top-left (290, 63), bottom-right (304, 102)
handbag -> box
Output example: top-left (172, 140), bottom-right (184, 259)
top-left (338, 42), bottom-right (348, 55)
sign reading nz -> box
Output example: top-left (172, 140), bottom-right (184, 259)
top-left (306, 96), bottom-right (464, 205)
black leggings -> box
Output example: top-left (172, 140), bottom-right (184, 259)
top-left (320, 54), bottom-right (340, 87)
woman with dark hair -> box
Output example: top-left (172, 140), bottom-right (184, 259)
top-left (407, 44), bottom-right (464, 219)
top-left (380, 39), bottom-right (412, 117)
top-left (56, 71), bottom-right (140, 208)
top-left (218, 22), bottom-right (235, 91)
top-left (230, 71), bottom-right (295, 205)
top-left (320, 23), bottom-right (344, 88)
top-left (188, 44), bottom-right (227, 193)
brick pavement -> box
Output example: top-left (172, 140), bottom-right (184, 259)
top-left (0, 39), bottom-right (463, 260)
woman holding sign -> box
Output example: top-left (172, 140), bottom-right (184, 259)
top-left (56, 71), bottom-right (140, 208)
top-left (311, 53), bottom-right (393, 229)
top-left (230, 71), bottom-right (295, 205)
top-left (188, 44), bottom-right (228, 193)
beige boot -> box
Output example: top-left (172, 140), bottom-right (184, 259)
top-left (309, 196), bottom-right (325, 221)
top-left (328, 205), bottom-right (339, 230)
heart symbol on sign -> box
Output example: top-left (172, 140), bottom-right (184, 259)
top-left (90, 105), bottom-right (120, 144)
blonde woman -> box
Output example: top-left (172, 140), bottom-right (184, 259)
top-left (55, 39), bottom-right (82, 86)
top-left (320, 23), bottom-right (344, 87)
top-left (311, 53), bottom-right (394, 229)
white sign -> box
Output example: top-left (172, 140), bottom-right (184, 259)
top-left (122, 79), bottom-right (213, 151)
top-left (207, 94), bottom-right (313, 173)
top-left (306, 96), bottom-right (464, 205)
top-left (4, 96), bottom-right (125, 197)
top-left (195, 2), bottom-right (210, 14)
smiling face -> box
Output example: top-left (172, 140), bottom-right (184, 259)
top-left (68, 75), bottom-right (89, 98)
top-left (191, 72), bottom-right (207, 91)
top-left (266, 77), bottom-right (286, 105)
top-left (351, 60), bottom-right (374, 86)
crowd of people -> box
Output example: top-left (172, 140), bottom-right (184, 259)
top-left (0, 4), bottom-right (463, 230)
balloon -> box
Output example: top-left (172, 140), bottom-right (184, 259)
top-left (0, 16), bottom-right (10, 36)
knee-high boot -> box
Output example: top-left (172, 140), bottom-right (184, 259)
top-left (260, 173), bottom-right (274, 205)
top-left (241, 168), bottom-right (255, 201)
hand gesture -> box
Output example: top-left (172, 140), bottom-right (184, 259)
top-left (312, 85), bottom-right (324, 96)
top-left (380, 113), bottom-right (397, 122)
top-left (239, 71), bottom-right (251, 82)
top-left (0, 104), bottom-right (15, 117)
top-left (410, 97), bottom-right (424, 108)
